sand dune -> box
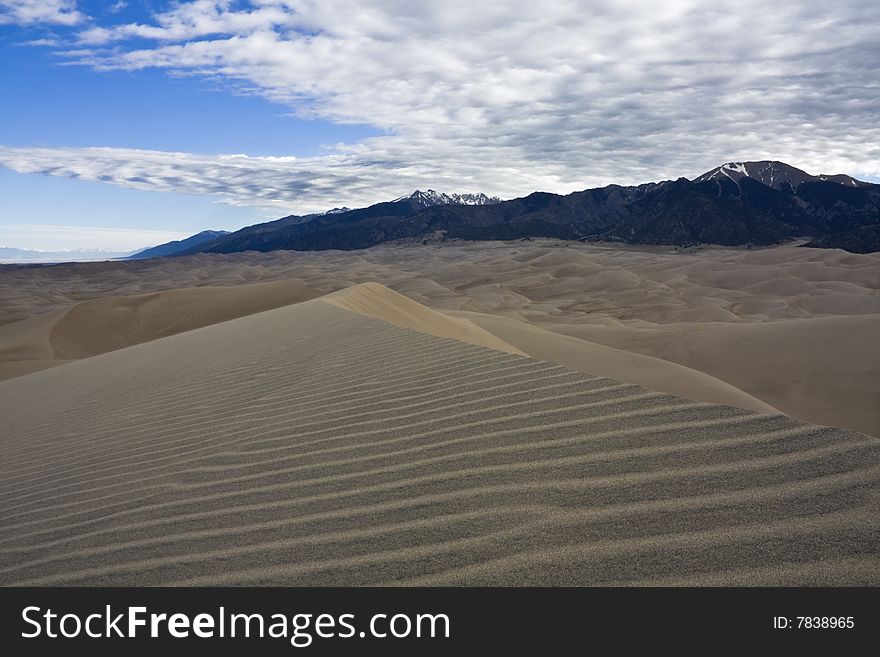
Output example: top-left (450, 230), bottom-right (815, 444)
top-left (51, 279), bottom-right (320, 359)
top-left (324, 282), bottom-right (523, 355)
top-left (1, 242), bottom-right (876, 435)
top-left (553, 314), bottom-right (880, 438)
top-left (0, 280), bottom-right (320, 379)
top-left (0, 307), bottom-right (74, 380)
top-left (0, 287), bottom-right (877, 586)
top-left (448, 310), bottom-right (776, 413)
top-left (329, 284), bottom-right (772, 413)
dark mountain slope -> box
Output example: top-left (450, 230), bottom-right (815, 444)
top-left (178, 162), bottom-right (880, 255)
top-left (128, 230), bottom-right (230, 259)
top-left (804, 224), bottom-right (880, 254)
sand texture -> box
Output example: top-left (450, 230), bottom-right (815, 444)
top-left (1, 242), bottom-right (876, 436)
top-left (0, 287), bottom-right (878, 586)
top-left (323, 282), bottom-right (523, 355)
top-left (0, 280), bottom-right (320, 379)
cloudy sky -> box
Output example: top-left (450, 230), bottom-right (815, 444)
top-left (1, 0), bottom-right (878, 250)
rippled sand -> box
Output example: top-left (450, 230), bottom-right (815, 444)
top-left (1, 241), bottom-right (877, 435)
top-left (1, 285), bottom-right (878, 585)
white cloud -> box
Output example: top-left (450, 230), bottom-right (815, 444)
top-left (16, 38), bottom-right (60, 47)
top-left (3, 0), bottom-right (880, 212)
top-left (0, 0), bottom-right (84, 25)
top-left (0, 144), bottom-right (548, 213)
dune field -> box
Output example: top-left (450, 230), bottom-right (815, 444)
top-left (0, 282), bottom-right (878, 585)
top-left (0, 242), bottom-right (878, 586)
top-left (1, 241), bottom-right (876, 435)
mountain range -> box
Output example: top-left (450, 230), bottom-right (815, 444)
top-left (126, 230), bottom-right (230, 259)
top-left (693, 161), bottom-right (870, 190)
top-left (394, 190), bottom-right (503, 207)
top-left (137, 162), bottom-right (880, 258)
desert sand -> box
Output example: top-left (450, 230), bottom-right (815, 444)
top-left (0, 280), bottom-right (320, 380)
top-left (0, 242), bottom-right (878, 585)
top-left (0, 283), bottom-right (878, 585)
top-left (1, 241), bottom-right (877, 435)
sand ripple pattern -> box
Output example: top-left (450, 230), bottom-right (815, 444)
top-left (0, 300), bottom-right (878, 585)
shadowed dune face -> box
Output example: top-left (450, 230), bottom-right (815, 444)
top-left (0, 242), bottom-right (876, 435)
top-left (0, 280), bottom-right (321, 378)
top-left (49, 280), bottom-right (321, 359)
top-left (0, 307), bottom-right (75, 380)
top-left (0, 297), bottom-right (878, 586)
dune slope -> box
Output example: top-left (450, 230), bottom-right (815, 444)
top-left (0, 286), bottom-right (877, 586)
top-left (51, 280), bottom-right (321, 359)
top-left (447, 309), bottom-right (776, 413)
top-left (0, 307), bottom-right (74, 380)
top-left (323, 282), bottom-right (523, 355)
top-left (557, 314), bottom-right (880, 437)
top-left (0, 280), bottom-right (321, 380)
top-left (2, 242), bottom-right (876, 434)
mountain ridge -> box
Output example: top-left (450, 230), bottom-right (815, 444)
top-left (695, 160), bottom-right (869, 191)
top-left (394, 189), bottom-right (503, 206)
top-left (127, 230), bottom-right (230, 260)
top-left (170, 161), bottom-right (879, 256)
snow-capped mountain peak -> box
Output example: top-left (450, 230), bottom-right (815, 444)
top-left (694, 160), bottom-right (870, 191)
top-left (395, 189), bottom-right (502, 206)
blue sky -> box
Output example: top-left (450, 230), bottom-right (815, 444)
top-left (0, 169), bottom-right (268, 249)
top-left (0, 1), bottom-right (380, 250)
top-left (1, 1), bottom-right (878, 251)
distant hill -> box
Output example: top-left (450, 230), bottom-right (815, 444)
top-left (127, 230), bottom-right (230, 259)
top-left (175, 163), bottom-right (879, 256)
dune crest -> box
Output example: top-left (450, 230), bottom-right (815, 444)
top-left (555, 314), bottom-right (880, 438)
top-left (326, 283), bottom-right (778, 414)
top-left (448, 310), bottom-right (777, 414)
top-left (1, 298), bottom-right (877, 586)
top-left (1, 241), bottom-right (876, 433)
top-left (322, 282), bottom-right (524, 356)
